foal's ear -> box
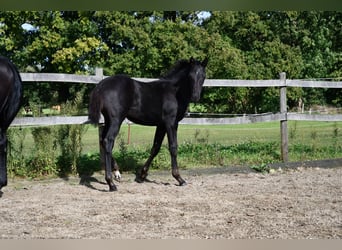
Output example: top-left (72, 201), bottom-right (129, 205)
top-left (189, 57), bottom-right (195, 64)
top-left (202, 58), bottom-right (208, 67)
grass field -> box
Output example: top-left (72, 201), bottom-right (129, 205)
top-left (9, 120), bottom-right (342, 157)
top-left (7, 120), bottom-right (342, 177)
top-left (82, 122), bottom-right (282, 152)
top-left (82, 121), bottom-right (341, 151)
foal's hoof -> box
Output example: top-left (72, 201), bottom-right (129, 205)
top-left (109, 185), bottom-right (118, 192)
top-left (179, 181), bottom-right (187, 186)
top-left (135, 175), bottom-right (146, 183)
top-left (136, 170), bottom-right (148, 183)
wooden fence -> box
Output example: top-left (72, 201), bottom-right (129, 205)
top-left (11, 69), bottom-right (342, 162)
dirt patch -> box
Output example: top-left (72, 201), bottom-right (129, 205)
top-left (0, 163), bottom-right (341, 239)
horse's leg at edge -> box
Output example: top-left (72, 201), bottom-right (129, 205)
top-left (138, 125), bottom-right (166, 182)
top-left (102, 121), bottom-right (121, 191)
top-left (166, 123), bottom-right (186, 186)
top-left (100, 125), bottom-right (120, 182)
top-left (0, 130), bottom-right (8, 190)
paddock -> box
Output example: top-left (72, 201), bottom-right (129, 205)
top-left (0, 161), bottom-right (341, 239)
top-left (5, 72), bottom-right (341, 238)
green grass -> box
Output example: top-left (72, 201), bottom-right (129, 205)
top-left (82, 121), bottom-right (341, 152)
top-left (82, 122), bottom-right (282, 152)
top-left (7, 121), bottom-right (342, 178)
top-left (9, 121), bottom-right (342, 158)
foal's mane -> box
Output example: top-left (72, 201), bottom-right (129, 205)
top-left (160, 59), bottom-right (191, 80)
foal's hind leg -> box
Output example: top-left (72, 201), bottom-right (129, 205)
top-left (102, 120), bottom-right (122, 191)
top-left (138, 126), bottom-right (166, 182)
top-left (99, 126), bottom-right (120, 182)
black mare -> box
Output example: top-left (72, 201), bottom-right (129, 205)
top-left (0, 56), bottom-right (23, 191)
top-left (88, 57), bottom-right (208, 191)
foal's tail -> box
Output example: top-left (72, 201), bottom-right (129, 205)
top-left (87, 89), bottom-right (102, 125)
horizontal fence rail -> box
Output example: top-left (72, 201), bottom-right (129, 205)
top-left (286, 79), bottom-right (342, 88)
top-left (16, 71), bottom-right (342, 126)
top-left (21, 73), bottom-right (103, 84)
top-left (12, 116), bottom-right (91, 126)
top-left (11, 113), bottom-right (342, 127)
top-left (11, 70), bottom-right (342, 162)
top-left (287, 113), bottom-right (342, 122)
top-left (21, 72), bottom-right (342, 88)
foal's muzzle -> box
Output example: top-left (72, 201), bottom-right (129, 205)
top-left (191, 93), bottom-right (201, 102)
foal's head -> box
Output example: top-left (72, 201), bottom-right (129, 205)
top-left (162, 57), bottom-right (208, 102)
top-left (188, 57), bottom-right (208, 102)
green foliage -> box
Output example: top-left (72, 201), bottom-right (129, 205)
top-left (1, 11), bottom-right (341, 113)
top-left (250, 163), bottom-right (270, 173)
top-left (7, 127), bottom-right (29, 177)
top-left (55, 124), bottom-right (88, 176)
top-left (6, 91), bottom-right (88, 179)
top-left (55, 90), bottom-right (88, 176)
top-left (77, 152), bottom-right (102, 177)
top-left (27, 127), bottom-right (58, 177)
top-left (113, 133), bottom-right (149, 172)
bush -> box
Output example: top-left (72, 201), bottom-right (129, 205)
top-left (77, 152), bottom-right (102, 176)
top-left (8, 90), bottom-right (89, 179)
top-left (28, 127), bottom-right (58, 177)
top-left (56, 124), bottom-right (88, 177)
top-left (7, 127), bottom-right (28, 177)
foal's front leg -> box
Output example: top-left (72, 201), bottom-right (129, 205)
top-left (139, 126), bottom-right (166, 182)
top-left (166, 124), bottom-right (186, 186)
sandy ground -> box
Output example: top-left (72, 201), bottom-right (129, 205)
top-left (0, 162), bottom-right (341, 239)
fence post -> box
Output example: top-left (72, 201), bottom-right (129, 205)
top-left (279, 72), bottom-right (288, 162)
top-left (95, 67), bottom-right (103, 78)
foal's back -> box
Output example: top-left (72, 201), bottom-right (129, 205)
top-left (98, 74), bottom-right (178, 126)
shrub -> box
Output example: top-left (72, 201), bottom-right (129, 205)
top-left (28, 127), bottom-right (58, 177)
top-left (7, 127), bottom-right (29, 177)
top-left (56, 124), bottom-right (88, 176)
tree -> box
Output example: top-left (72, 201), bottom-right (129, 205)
top-left (263, 11), bottom-right (342, 107)
top-left (0, 11), bottom-right (341, 113)
top-left (93, 11), bottom-right (210, 77)
top-left (1, 11), bottom-right (109, 107)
